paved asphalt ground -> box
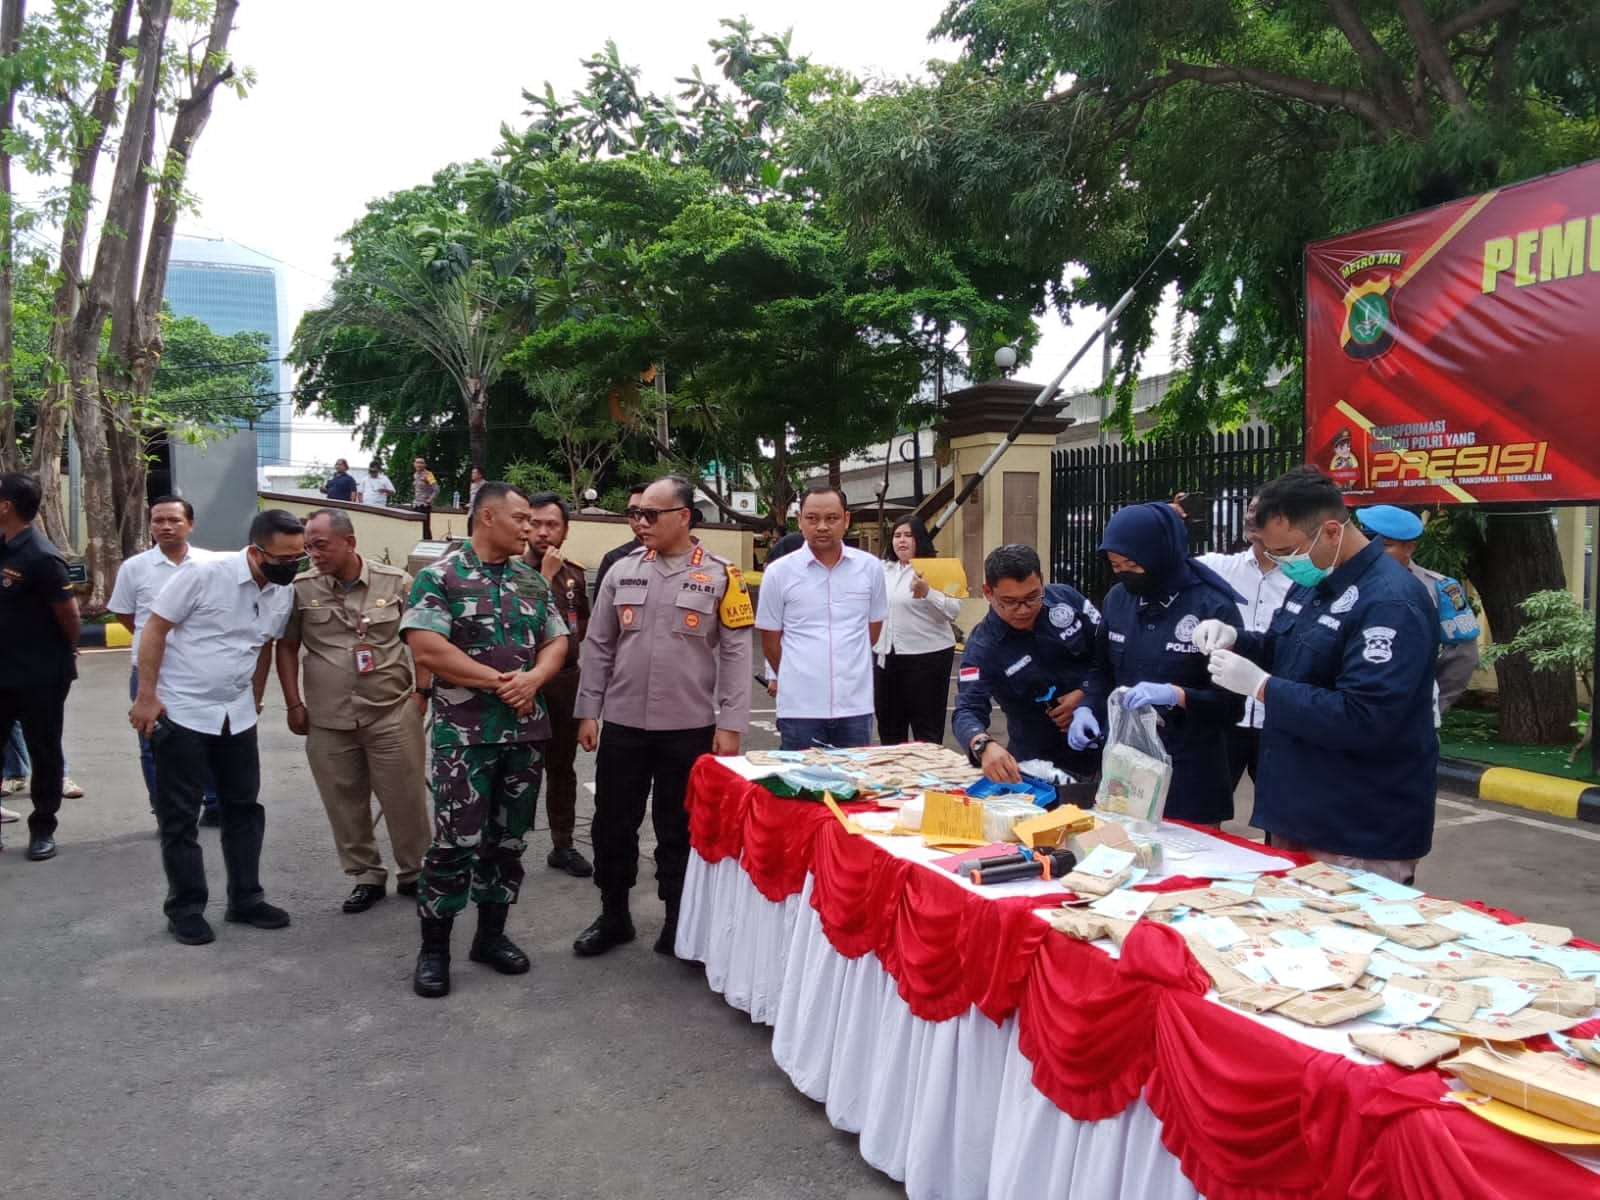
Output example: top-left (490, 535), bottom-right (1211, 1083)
top-left (2, 648), bottom-right (1596, 1200)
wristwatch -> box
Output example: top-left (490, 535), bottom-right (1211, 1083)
top-left (414, 686), bottom-right (435, 699)
top-left (969, 734), bottom-right (993, 763)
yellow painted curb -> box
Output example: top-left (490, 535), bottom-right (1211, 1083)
top-left (104, 622), bottom-right (132, 649)
top-left (1477, 766), bottom-right (1583, 819)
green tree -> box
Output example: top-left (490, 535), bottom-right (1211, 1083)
top-left (147, 306), bottom-right (272, 425)
top-left (292, 164), bottom-right (552, 473)
top-left (799, 0), bottom-right (1598, 741)
top-left (0, 0), bottom-right (247, 601)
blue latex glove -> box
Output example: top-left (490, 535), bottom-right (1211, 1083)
top-left (1067, 705), bottom-right (1102, 751)
top-left (1123, 681), bottom-right (1180, 709)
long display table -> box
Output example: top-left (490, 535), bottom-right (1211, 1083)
top-left (677, 755), bottom-right (1600, 1200)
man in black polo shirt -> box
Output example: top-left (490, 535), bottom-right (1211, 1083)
top-left (0, 473), bottom-right (80, 860)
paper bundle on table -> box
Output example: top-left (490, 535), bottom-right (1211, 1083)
top-left (1443, 1047), bottom-right (1600, 1133)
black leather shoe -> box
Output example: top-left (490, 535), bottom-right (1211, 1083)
top-left (168, 913), bottom-right (215, 945)
top-left (654, 917), bottom-right (679, 957)
top-left (395, 879), bottom-right (419, 898)
top-left (224, 900), bottom-right (291, 929)
top-left (342, 883), bottom-right (386, 913)
top-left (25, 835), bottom-right (57, 861)
top-left (414, 916), bottom-right (453, 998)
top-left (547, 846), bottom-right (594, 877)
top-left (198, 808), bottom-right (221, 828)
top-left (468, 902), bottom-right (531, 974)
top-left (574, 893), bottom-right (636, 957)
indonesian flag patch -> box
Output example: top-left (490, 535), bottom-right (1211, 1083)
top-left (958, 666), bottom-right (980, 684)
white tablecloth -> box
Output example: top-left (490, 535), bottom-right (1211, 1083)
top-left (678, 852), bottom-right (1202, 1200)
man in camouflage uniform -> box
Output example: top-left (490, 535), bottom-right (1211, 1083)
top-left (400, 482), bottom-right (568, 998)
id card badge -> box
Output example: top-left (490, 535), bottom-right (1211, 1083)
top-left (353, 644), bottom-right (377, 674)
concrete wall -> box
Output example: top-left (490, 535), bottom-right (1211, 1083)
top-left (171, 429), bottom-right (261, 551)
top-left (257, 493), bottom-right (755, 574)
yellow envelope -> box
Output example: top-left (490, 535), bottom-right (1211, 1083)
top-left (922, 790), bottom-right (985, 843)
top-left (912, 557), bottom-right (968, 599)
top-left (821, 792), bottom-right (867, 835)
top-left (1447, 1091), bottom-right (1600, 1145)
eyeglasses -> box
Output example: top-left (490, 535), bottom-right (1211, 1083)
top-left (625, 506), bottom-right (688, 524)
top-left (252, 544), bottom-right (310, 567)
top-left (992, 591), bottom-right (1045, 613)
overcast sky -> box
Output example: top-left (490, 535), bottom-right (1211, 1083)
top-left (169, 0), bottom-right (1162, 470)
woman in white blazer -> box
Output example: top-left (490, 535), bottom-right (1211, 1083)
top-left (873, 515), bottom-right (961, 744)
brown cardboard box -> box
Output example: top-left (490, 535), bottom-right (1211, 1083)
top-left (1014, 805), bottom-right (1096, 850)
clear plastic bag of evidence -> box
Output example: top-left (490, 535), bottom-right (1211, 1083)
top-left (1093, 686), bottom-right (1173, 826)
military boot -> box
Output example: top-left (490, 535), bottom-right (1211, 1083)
top-left (468, 902), bottom-right (531, 975)
top-left (413, 915), bottom-right (453, 998)
top-left (573, 890), bottom-right (635, 957)
top-left (654, 894), bottom-right (681, 957)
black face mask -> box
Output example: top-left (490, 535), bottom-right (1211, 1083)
top-left (258, 558), bottom-right (300, 586)
top-left (1114, 569), bottom-right (1157, 596)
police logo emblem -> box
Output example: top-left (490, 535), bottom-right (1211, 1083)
top-left (1361, 625), bottom-right (1396, 664)
top-left (1175, 614), bottom-right (1199, 644)
top-left (1331, 585), bottom-right (1359, 614)
top-left (620, 606), bottom-right (636, 627)
top-left (690, 571), bottom-right (711, 583)
top-left (1048, 603), bottom-right (1076, 629)
top-left (684, 612), bottom-right (700, 629)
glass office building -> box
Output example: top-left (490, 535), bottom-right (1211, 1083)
top-left (164, 236), bottom-right (292, 464)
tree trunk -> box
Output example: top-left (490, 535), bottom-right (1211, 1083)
top-left (29, 0), bottom-right (134, 551)
top-left (1466, 505), bottom-right (1578, 743)
top-left (466, 380), bottom-right (488, 471)
top-left (65, 0), bottom-right (171, 605)
top-left (106, 0), bottom-right (238, 559)
top-left (0, 0), bottom-right (23, 472)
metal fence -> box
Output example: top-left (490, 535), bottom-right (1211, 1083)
top-left (1050, 426), bottom-right (1305, 597)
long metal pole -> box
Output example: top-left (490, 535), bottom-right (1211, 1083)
top-left (927, 198), bottom-right (1208, 538)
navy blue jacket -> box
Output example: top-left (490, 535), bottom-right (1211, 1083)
top-left (1237, 538), bottom-right (1439, 860)
top-left (952, 583), bottom-right (1101, 777)
top-left (1083, 582), bottom-right (1245, 824)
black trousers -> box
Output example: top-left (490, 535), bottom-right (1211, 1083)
top-left (540, 668), bottom-right (581, 848)
top-left (591, 722), bottom-right (713, 904)
top-left (152, 717), bottom-right (265, 918)
top-left (874, 647), bottom-right (955, 746)
top-left (1226, 725), bottom-right (1261, 789)
top-left (0, 684), bottom-right (70, 840)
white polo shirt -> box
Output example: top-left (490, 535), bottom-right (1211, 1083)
top-left (357, 473), bottom-right (394, 506)
top-left (150, 549), bottom-right (295, 734)
top-left (1196, 547), bottom-right (1292, 729)
top-left (756, 543), bottom-right (888, 719)
top-left (107, 543), bottom-right (217, 655)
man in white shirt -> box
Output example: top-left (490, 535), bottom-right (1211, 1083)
top-left (129, 510), bottom-right (303, 946)
top-left (357, 461), bottom-right (396, 507)
top-left (1195, 494), bottom-right (1291, 787)
top-left (108, 495), bottom-right (218, 819)
top-left (756, 484), bottom-right (888, 750)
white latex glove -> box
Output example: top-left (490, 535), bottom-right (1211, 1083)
top-left (1208, 648), bottom-right (1268, 700)
top-left (1191, 618), bottom-right (1238, 654)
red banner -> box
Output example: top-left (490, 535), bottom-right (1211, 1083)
top-left (1304, 159), bottom-right (1600, 505)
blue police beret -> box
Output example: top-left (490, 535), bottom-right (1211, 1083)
top-left (1359, 505), bottom-right (1424, 540)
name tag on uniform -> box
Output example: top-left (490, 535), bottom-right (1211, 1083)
top-left (353, 644), bottom-right (377, 674)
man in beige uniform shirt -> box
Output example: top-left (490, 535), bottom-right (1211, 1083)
top-left (572, 475), bottom-right (754, 958)
top-left (275, 509), bottom-right (433, 913)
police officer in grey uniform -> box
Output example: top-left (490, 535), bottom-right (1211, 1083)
top-left (1357, 505), bottom-right (1481, 718)
top-left (573, 476), bottom-right (753, 957)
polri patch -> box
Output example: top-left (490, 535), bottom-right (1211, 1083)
top-left (1361, 626), bottom-right (1396, 663)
